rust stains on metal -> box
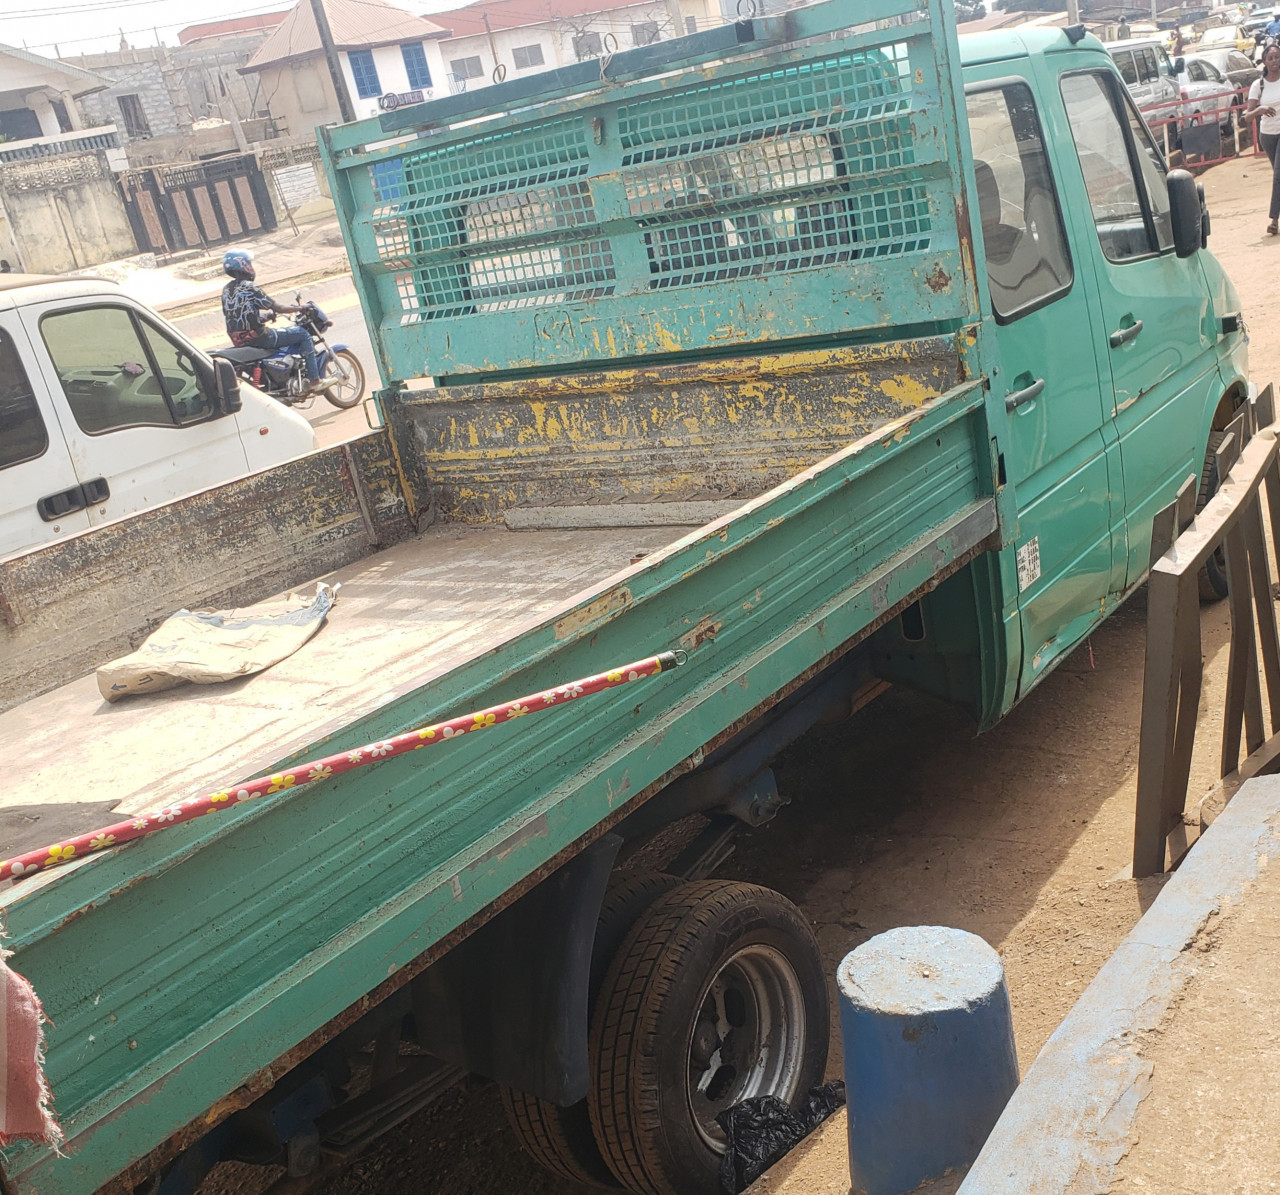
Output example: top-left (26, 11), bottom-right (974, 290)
top-left (925, 264), bottom-right (951, 293)
top-left (553, 588), bottom-right (633, 640)
top-left (400, 339), bottom-right (964, 525)
top-left (679, 617), bottom-right (722, 653)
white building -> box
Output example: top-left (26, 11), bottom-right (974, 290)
top-left (426, 0), bottom-right (720, 96)
top-left (240, 0), bottom-right (451, 138)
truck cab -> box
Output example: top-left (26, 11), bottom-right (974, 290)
top-left (959, 28), bottom-right (1246, 698)
top-left (0, 276), bottom-right (316, 559)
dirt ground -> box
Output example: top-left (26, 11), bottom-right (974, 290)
top-left (199, 152), bottom-right (1279, 1195)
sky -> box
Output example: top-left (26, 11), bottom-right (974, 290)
top-left (0, 0), bottom-right (461, 60)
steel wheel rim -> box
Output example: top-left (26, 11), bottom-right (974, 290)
top-left (685, 944), bottom-right (807, 1153)
top-left (328, 354), bottom-right (359, 402)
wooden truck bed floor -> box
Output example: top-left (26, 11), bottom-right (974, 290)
top-left (0, 523), bottom-right (691, 868)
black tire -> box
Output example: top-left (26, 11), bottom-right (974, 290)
top-left (324, 348), bottom-right (365, 408)
top-left (588, 881), bottom-right (829, 1195)
top-left (501, 872), bottom-right (681, 1188)
top-left (1198, 430), bottom-right (1230, 602)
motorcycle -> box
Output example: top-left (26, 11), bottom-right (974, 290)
top-left (212, 296), bottom-right (366, 410)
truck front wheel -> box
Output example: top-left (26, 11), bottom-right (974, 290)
top-left (588, 881), bottom-right (829, 1195)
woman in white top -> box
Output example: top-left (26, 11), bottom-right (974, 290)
top-left (1246, 44), bottom-right (1280, 234)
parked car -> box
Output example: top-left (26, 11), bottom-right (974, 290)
top-left (1180, 54), bottom-right (1239, 128)
top-left (1107, 37), bottom-right (1183, 124)
top-left (1195, 22), bottom-right (1254, 54)
top-left (1194, 45), bottom-right (1262, 95)
top-left (1190, 45), bottom-right (1261, 118)
top-left (0, 275), bottom-right (317, 558)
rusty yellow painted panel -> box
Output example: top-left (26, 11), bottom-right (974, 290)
top-left (388, 337), bottom-right (965, 523)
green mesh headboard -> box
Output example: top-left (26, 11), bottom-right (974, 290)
top-left (321, 0), bottom-right (977, 382)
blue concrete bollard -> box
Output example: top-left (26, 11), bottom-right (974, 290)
top-left (838, 926), bottom-right (1018, 1195)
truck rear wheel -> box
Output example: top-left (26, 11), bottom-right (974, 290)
top-left (588, 881), bottom-right (829, 1195)
top-left (501, 871), bottom-right (681, 1187)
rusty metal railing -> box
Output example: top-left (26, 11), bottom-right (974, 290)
top-left (1140, 87), bottom-right (1254, 168)
top-left (1133, 385), bottom-right (1280, 876)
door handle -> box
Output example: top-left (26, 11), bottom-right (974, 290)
top-left (37, 485), bottom-right (88, 522)
top-left (82, 477), bottom-right (110, 505)
top-left (35, 479), bottom-right (108, 523)
top-left (1109, 319), bottom-right (1144, 348)
top-left (1005, 377), bottom-right (1045, 413)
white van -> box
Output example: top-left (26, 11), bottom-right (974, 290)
top-left (1107, 37), bottom-right (1183, 115)
top-left (0, 275), bottom-right (316, 559)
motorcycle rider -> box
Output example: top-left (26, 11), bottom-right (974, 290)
top-left (220, 249), bottom-right (333, 394)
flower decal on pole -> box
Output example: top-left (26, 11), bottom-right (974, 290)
top-left (1, 650), bottom-right (683, 882)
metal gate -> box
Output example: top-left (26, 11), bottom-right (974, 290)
top-left (119, 153), bottom-right (277, 255)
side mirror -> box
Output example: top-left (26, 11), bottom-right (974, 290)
top-left (1172, 55), bottom-right (1186, 74)
top-left (215, 357), bottom-right (243, 414)
top-left (1167, 169), bottom-right (1202, 258)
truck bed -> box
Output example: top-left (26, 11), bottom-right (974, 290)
top-left (0, 524), bottom-right (689, 865)
top-left (0, 378), bottom-right (998, 1195)
top-left (0, 0), bottom-right (1007, 1188)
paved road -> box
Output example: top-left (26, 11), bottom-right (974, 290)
top-left (172, 274), bottom-right (381, 450)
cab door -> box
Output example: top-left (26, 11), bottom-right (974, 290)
top-left (20, 300), bottom-right (250, 527)
top-left (964, 74), bottom-right (1123, 694)
top-left (1056, 69), bottom-right (1219, 587)
top-left (0, 309), bottom-right (91, 557)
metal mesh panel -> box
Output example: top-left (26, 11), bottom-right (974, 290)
top-left (392, 240), bottom-right (616, 320)
top-left (465, 181), bottom-right (597, 243)
top-left (625, 133), bottom-right (842, 216)
top-left (616, 46), bottom-right (912, 150)
top-left (368, 122), bottom-right (607, 315)
top-left (359, 40), bottom-right (935, 323)
top-left (644, 184), bottom-right (929, 289)
top-left (398, 119), bottom-right (589, 194)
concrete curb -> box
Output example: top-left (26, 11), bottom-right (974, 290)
top-left (956, 775), bottom-right (1280, 1195)
top-left (155, 265), bottom-right (352, 321)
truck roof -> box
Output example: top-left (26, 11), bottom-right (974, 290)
top-left (959, 26), bottom-right (1106, 66)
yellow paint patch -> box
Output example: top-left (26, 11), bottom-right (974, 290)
top-left (879, 374), bottom-right (933, 408)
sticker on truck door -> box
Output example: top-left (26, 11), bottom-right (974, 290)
top-left (1016, 536), bottom-right (1041, 592)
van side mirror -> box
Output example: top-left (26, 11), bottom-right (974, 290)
top-left (215, 357), bottom-right (243, 414)
top-left (1172, 55), bottom-right (1185, 73)
top-left (1167, 169), bottom-right (1202, 258)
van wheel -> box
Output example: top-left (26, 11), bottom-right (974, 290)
top-left (1198, 430), bottom-right (1229, 602)
top-left (588, 881), bottom-right (829, 1195)
top-left (500, 872), bottom-right (681, 1187)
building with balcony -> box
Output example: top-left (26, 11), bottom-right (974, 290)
top-left (0, 43), bottom-right (112, 146)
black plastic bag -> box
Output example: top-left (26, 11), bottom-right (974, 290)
top-left (715, 1080), bottom-right (846, 1193)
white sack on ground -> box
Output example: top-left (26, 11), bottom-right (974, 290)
top-left (96, 583), bottom-right (337, 702)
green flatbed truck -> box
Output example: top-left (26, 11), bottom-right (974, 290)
top-left (0, 2), bottom-right (1251, 1192)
